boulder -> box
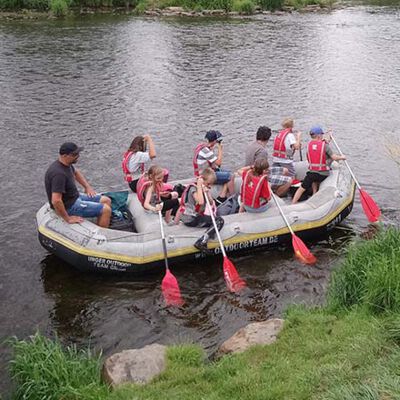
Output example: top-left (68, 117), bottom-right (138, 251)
top-left (219, 319), bottom-right (284, 355)
top-left (164, 6), bottom-right (184, 12)
top-left (102, 344), bottom-right (167, 387)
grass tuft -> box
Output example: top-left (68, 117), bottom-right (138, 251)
top-left (232, 0), bottom-right (255, 13)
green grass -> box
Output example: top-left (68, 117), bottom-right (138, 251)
top-left (9, 228), bottom-right (400, 400)
top-left (328, 227), bottom-right (400, 314)
top-left (232, 0), bottom-right (255, 13)
top-left (9, 333), bottom-right (109, 400)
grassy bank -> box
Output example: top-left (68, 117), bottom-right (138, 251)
top-left (9, 228), bottom-right (400, 400)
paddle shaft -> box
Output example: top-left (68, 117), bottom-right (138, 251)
top-left (330, 135), bottom-right (362, 191)
top-left (203, 188), bottom-right (227, 258)
top-left (270, 190), bottom-right (296, 236)
top-left (158, 210), bottom-right (170, 270)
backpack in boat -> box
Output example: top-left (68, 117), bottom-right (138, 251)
top-left (103, 190), bottom-right (136, 232)
top-left (216, 194), bottom-right (240, 216)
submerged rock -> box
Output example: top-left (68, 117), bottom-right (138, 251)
top-left (218, 318), bottom-right (284, 355)
top-left (102, 343), bottom-right (167, 387)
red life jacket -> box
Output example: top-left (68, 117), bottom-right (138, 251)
top-left (193, 143), bottom-right (211, 177)
top-left (307, 140), bottom-right (329, 172)
top-left (122, 151), bottom-right (145, 183)
top-left (240, 171), bottom-right (270, 209)
top-left (136, 174), bottom-right (162, 206)
top-left (272, 128), bottom-right (292, 159)
top-left (179, 183), bottom-right (203, 215)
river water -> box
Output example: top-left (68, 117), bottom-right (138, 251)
top-left (1, 7), bottom-right (400, 395)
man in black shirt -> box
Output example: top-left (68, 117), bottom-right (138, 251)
top-left (45, 142), bottom-right (111, 228)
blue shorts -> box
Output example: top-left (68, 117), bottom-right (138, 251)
top-left (215, 170), bottom-right (232, 184)
top-left (244, 203), bottom-right (269, 213)
top-left (67, 194), bottom-right (104, 218)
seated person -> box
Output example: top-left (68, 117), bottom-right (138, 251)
top-left (237, 158), bottom-right (271, 213)
top-left (245, 125), bottom-right (292, 197)
top-left (193, 130), bottom-right (235, 198)
top-left (45, 142), bottom-right (111, 228)
top-left (137, 165), bottom-right (180, 224)
top-left (179, 168), bottom-right (224, 252)
top-left (122, 134), bottom-right (156, 193)
top-left (292, 126), bottom-right (346, 204)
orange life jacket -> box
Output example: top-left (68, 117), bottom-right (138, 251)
top-left (122, 151), bottom-right (145, 183)
top-left (240, 171), bottom-right (270, 208)
top-left (307, 140), bottom-right (329, 172)
top-left (272, 128), bottom-right (292, 159)
top-left (193, 143), bottom-right (212, 177)
top-left (179, 183), bottom-right (204, 215)
top-left (136, 174), bottom-right (161, 206)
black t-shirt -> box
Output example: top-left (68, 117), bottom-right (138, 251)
top-left (44, 160), bottom-right (79, 210)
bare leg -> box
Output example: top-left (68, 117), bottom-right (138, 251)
top-left (100, 195), bottom-right (112, 207)
top-left (97, 203), bottom-right (111, 228)
top-left (173, 208), bottom-right (182, 224)
top-left (312, 182), bottom-right (319, 194)
top-left (164, 209), bottom-right (172, 224)
top-left (219, 183), bottom-right (229, 199)
top-left (239, 204), bottom-right (245, 213)
top-left (292, 187), bottom-right (306, 204)
top-left (227, 176), bottom-right (235, 196)
top-left (274, 180), bottom-right (293, 197)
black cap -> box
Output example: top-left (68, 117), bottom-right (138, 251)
top-left (205, 130), bottom-right (223, 142)
top-left (59, 142), bottom-right (84, 155)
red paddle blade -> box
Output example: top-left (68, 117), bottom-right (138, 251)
top-left (292, 234), bottom-right (317, 265)
top-left (359, 189), bottom-right (381, 223)
top-left (223, 257), bottom-right (246, 293)
top-left (161, 269), bottom-right (184, 307)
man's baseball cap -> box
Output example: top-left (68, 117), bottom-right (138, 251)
top-left (205, 130), bottom-right (223, 142)
top-left (59, 142), bottom-right (84, 155)
top-left (309, 126), bottom-right (324, 135)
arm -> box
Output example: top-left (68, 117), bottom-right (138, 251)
top-left (143, 186), bottom-right (162, 212)
top-left (214, 143), bottom-right (223, 167)
top-left (292, 131), bottom-right (302, 151)
top-left (51, 192), bottom-right (83, 224)
top-left (144, 135), bottom-right (156, 159)
top-left (331, 153), bottom-right (346, 161)
top-left (74, 169), bottom-right (96, 197)
top-left (193, 178), bottom-right (205, 206)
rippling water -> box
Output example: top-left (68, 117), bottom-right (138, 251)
top-left (1, 8), bottom-right (400, 395)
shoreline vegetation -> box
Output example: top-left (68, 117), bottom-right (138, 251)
top-left (9, 227), bottom-right (400, 399)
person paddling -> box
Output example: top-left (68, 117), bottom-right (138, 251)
top-left (271, 118), bottom-right (301, 196)
top-left (137, 165), bottom-right (180, 225)
top-left (122, 135), bottom-right (156, 192)
top-left (292, 126), bottom-right (346, 204)
top-left (193, 130), bottom-right (235, 198)
top-left (44, 142), bottom-right (111, 228)
top-left (237, 158), bottom-right (271, 213)
top-left (180, 168), bottom-right (224, 252)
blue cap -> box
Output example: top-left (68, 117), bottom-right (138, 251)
top-left (310, 126), bottom-right (324, 135)
top-left (205, 130), bottom-right (223, 142)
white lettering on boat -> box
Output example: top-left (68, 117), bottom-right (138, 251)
top-left (214, 236), bottom-right (278, 254)
top-left (88, 256), bottom-right (130, 271)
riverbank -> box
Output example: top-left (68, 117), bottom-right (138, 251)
top-left (8, 227), bottom-right (400, 399)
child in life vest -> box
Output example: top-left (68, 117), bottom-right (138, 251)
top-left (180, 167), bottom-right (224, 252)
top-left (122, 135), bottom-right (156, 193)
top-left (292, 126), bottom-right (346, 204)
top-left (272, 118), bottom-right (302, 184)
top-left (138, 165), bottom-right (180, 224)
top-left (237, 158), bottom-right (271, 213)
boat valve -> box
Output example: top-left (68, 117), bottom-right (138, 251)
top-left (167, 235), bottom-right (175, 243)
top-left (233, 225), bottom-right (241, 234)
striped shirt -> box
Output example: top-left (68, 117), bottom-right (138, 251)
top-left (196, 146), bottom-right (217, 174)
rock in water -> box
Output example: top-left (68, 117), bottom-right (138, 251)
top-left (218, 319), bottom-right (284, 355)
top-left (102, 343), bottom-right (167, 387)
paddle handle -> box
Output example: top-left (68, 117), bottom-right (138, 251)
top-left (203, 188), bottom-right (227, 258)
top-left (329, 134), bottom-right (362, 191)
top-left (158, 210), bottom-right (170, 270)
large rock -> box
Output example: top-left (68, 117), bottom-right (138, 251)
top-left (219, 319), bottom-right (284, 355)
top-left (102, 344), bottom-right (167, 387)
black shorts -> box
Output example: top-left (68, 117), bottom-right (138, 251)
top-left (301, 172), bottom-right (328, 190)
top-left (129, 179), bottom-right (138, 193)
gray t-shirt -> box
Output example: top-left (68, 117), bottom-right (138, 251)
top-left (44, 160), bottom-right (79, 210)
top-left (245, 141), bottom-right (268, 166)
top-left (196, 146), bottom-right (218, 174)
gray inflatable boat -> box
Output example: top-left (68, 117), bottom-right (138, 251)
top-left (36, 161), bottom-right (355, 274)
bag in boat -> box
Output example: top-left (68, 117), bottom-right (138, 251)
top-left (216, 194), bottom-right (240, 216)
top-left (103, 191), bottom-right (136, 232)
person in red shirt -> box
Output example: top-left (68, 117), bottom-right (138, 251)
top-left (237, 158), bottom-right (271, 213)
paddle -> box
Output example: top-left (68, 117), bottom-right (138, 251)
top-left (270, 189), bottom-right (317, 265)
top-left (203, 188), bottom-right (246, 292)
top-left (158, 210), bottom-right (184, 307)
top-left (329, 134), bottom-right (381, 223)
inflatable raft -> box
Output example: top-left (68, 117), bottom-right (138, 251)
top-left (36, 162), bottom-right (355, 274)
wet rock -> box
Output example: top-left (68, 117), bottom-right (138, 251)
top-left (210, 9), bottom-right (226, 15)
top-left (164, 6), bottom-right (184, 12)
top-left (102, 343), bottom-right (167, 387)
top-left (144, 10), bottom-right (161, 16)
top-left (219, 318), bottom-right (284, 355)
